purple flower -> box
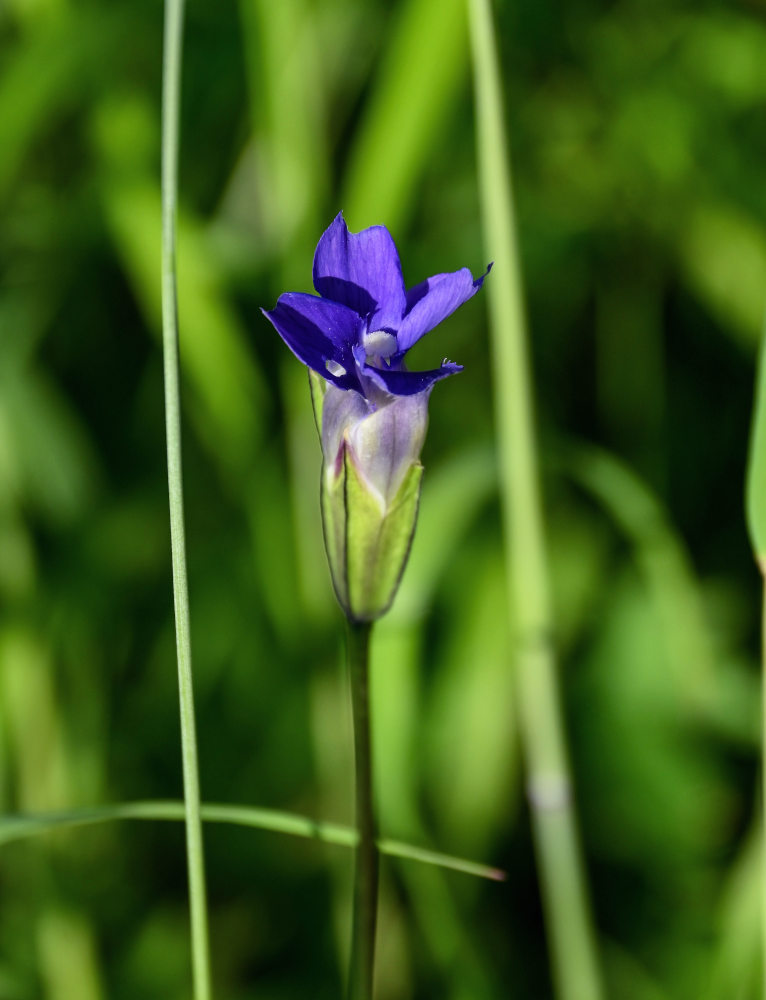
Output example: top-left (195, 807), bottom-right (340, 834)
top-left (263, 212), bottom-right (489, 401)
top-left (262, 213), bottom-right (489, 621)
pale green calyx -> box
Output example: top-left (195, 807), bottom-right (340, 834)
top-left (322, 444), bottom-right (423, 622)
top-left (309, 371), bottom-right (426, 622)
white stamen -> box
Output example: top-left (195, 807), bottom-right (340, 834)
top-left (326, 359), bottom-right (346, 377)
top-left (363, 330), bottom-right (398, 360)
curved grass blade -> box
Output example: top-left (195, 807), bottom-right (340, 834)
top-left (0, 801), bottom-right (505, 882)
top-left (566, 443), bottom-right (758, 743)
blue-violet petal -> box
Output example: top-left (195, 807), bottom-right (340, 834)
top-left (321, 383), bottom-right (371, 473)
top-left (347, 392), bottom-right (429, 507)
top-left (312, 213), bottom-right (406, 332)
top-left (397, 265), bottom-right (491, 353)
top-left (263, 292), bottom-right (363, 391)
top-left (363, 360), bottom-right (463, 396)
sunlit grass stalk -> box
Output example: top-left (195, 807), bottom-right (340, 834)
top-left (346, 620), bottom-right (379, 1000)
top-left (161, 1), bottom-right (212, 998)
top-left (467, 2), bottom-right (604, 998)
top-left (745, 314), bottom-right (766, 1000)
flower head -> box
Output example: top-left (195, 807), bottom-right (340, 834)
top-left (262, 213), bottom-right (489, 621)
top-left (263, 211), bottom-right (489, 400)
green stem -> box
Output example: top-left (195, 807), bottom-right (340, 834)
top-left (161, 2), bottom-right (212, 998)
top-left (467, 2), bottom-right (603, 999)
top-left (346, 619), bottom-right (378, 1000)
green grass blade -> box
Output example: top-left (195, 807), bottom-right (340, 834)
top-left (0, 801), bottom-right (505, 882)
top-left (746, 317), bottom-right (766, 562)
top-left (377, 839), bottom-right (505, 882)
top-left (745, 315), bottom-right (766, 999)
top-left (343, 0), bottom-right (468, 232)
top-left (565, 444), bottom-right (752, 739)
top-left (161, 2), bottom-right (212, 998)
top-left (467, 1), bottom-right (604, 998)
top-left (761, 582), bottom-right (766, 1000)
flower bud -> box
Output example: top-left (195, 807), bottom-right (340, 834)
top-left (310, 373), bottom-right (425, 622)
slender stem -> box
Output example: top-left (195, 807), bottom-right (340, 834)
top-left (346, 619), bottom-right (378, 1000)
top-left (161, 2), bottom-right (212, 998)
top-left (467, 2), bottom-right (603, 999)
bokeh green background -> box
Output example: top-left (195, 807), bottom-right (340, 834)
top-left (2, 0), bottom-right (765, 997)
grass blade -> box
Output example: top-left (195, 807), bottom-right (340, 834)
top-left (343, 0), bottom-right (468, 232)
top-left (161, 2), bottom-right (212, 997)
top-left (746, 318), bottom-right (766, 563)
top-left (467, 1), bottom-right (604, 997)
top-left (0, 801), bottom-right (505, 882)
top-left (745, 313), bottom-right (766, 1000)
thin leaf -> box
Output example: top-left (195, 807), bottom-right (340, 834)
top-left (746, 315), bottom-right (766, 563)
top-left (0, 801), bottom-right (506, 882)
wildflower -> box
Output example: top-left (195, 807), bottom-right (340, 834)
top-left (263, 213), bottom-right (489, 620)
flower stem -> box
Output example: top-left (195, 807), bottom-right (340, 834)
top-left (161, 1), bottom-right (212, 998)
top-left (346, 619), bottom-right (378, 1000)
top-left (467, 2), bottom-right (604, 999)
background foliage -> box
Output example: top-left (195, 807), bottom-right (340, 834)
top-left (1, 0), bottom-right (764, 997)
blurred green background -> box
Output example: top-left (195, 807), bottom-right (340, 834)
top-left (1, 0), bottom-right (765, 997)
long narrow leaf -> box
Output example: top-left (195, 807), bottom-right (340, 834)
top-left (0, 801), bottom-right (505, 882)
top-left (467, 1), bottom-right (604, 998)
top-left (744, 313), bottom-right (766, 999)
top-left (161, 1), bottom-right (211, 997)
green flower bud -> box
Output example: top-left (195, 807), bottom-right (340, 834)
top-left (310, 371), bottom-right (424, 622)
